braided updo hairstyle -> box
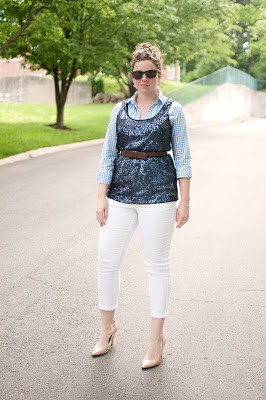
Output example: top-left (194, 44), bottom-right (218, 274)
top-left (130, 42), bottom-right (164, 74)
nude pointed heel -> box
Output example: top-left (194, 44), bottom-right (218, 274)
top-left (92, 320), bottom-right (118, 357)
top-left (110, 329), bottom-right (116, 346)
top-left (141, 333), bottom-right (166, 369)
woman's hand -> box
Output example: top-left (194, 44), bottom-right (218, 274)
top-left (176, 202), bottom-right (189, 228)
top-left (96, 197), bottom-right (108, 227)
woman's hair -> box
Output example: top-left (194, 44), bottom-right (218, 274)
top-left (130, 42), bottom-right (164, 73)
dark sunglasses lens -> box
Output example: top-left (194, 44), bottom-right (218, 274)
top-left (132, 71), bottom-right (143, 80)
top-left (145, 70), bottom-right (157, 78)
top-left (132, 70), bottom-right (158, 79)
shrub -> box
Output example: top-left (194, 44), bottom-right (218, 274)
top-left (88, 75), bottom-right (104, 97)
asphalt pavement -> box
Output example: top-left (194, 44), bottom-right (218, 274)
top-left (0, 118), bottom-right (266, 400)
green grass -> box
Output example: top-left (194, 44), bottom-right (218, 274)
top-left (0, 103), bottom-right (114, 159)
top-left (167, 83), bottom-right (218, 105)
top-left (160, 80), bottom-right (184, 94)
top-left (100, 76), bottom-right (123, 93)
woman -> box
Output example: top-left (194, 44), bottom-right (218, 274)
top-left (92, 43), bottom-right (192, 369)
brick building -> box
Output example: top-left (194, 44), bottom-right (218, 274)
top-left (163, 62), bottom-right (180, 82)
top-left (0, 57), bottom-right (45, 77)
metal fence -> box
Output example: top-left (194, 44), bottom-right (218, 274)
top-left (166, 66), bottom-right (258, 105)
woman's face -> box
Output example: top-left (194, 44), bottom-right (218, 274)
top-left (132, 60), bottom-right (161, 96)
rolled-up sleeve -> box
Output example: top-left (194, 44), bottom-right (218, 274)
top-left (169, 102), bottom-right (192, 179)
top-left (96, 102), bottom-right (122, 185)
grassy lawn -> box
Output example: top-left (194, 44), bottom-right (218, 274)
top-left (160, 79), bottom-right (184, 93)
top-left (0, 103), bottom-right (114, 159)
top-left (99, 76), bottom-right (122, 93)
top-left (0, 78), bottom-right (185, 159)
top-left (167, 83), bottom-right (218, 105)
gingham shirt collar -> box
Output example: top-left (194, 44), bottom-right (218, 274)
top-left (126, 89), bottom-right (166, 106)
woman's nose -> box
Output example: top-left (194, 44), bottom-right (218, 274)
top-left (141, 72), bottom-right (149, 80)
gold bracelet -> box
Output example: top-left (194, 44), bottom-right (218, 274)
top-left (180, 201), bottom-right (190, 207)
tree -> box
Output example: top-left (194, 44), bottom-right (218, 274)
top-left (248, 1), bottom-right (266, 79)
top-left (224, 0), bottom-right (266, 79)
top-left (171, 0), bottom-right (238, 80)
top-left (5, 0), bottom-right (127, 128)
top-left (0, 0), bottom-right (51, 56)
top-left (98, 0), bottom-right (179, 97)
top-left (101, 0), bottom-right (238, 87)
top-left (228, 1), bottom-right (261, 76)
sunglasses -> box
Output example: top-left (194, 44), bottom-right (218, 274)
top-left (131, 70), bottom-right (159, 80)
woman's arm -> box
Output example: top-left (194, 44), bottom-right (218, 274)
top-left (169, 103), bottom-right (192, 180)
top-left (96, 102), bottom-right (122, 226)
top-left (96, 183), bottom-right (109, 227)
top-left (169, 102), bottom-right (192, 228)
top-left (96, 102), bottom-right (122, 185)
top-left (176, 177), bottom-right (190, 228)
top-left (178, 177), bottom-right (190, 205)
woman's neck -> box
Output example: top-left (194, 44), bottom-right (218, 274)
top-left (136, 89), bottom-right (159, 106)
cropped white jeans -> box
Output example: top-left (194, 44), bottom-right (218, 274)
top-left (97, 198), bottom-right (177, 318)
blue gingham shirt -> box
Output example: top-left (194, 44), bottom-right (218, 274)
top-left (96, 89), bottom-right (192, 184)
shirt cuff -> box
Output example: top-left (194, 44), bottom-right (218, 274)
top-left (96, 171), bottom-right (112, 185)
top-left (176, 164), bottom-right (192, 179)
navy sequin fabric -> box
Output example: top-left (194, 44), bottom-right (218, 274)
top-left (107, 98), bottom-right (178, 204)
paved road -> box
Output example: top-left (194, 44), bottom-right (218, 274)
top-left (1, 118), bottom-right (266, 400)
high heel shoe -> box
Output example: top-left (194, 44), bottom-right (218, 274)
top-left (92, 320), bottom-right (118, 356)
top-left (141, 333), bottom-right (166, 369)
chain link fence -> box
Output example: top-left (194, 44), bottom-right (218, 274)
top-left (166, 66), bottom-right (258, 105)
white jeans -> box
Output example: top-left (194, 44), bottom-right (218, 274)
top-left (97, 198), bottom-right (177, 318)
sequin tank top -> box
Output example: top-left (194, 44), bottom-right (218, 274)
top-left (107, 98), bottom-right (178, 204)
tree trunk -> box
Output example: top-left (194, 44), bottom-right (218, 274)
top-left (56, 101), bottom-right (65, 129)
top-left (116, 79), bottom-right (129, 97)
top-left (183, 62), bottom-right (186, 76)
top-left (52, 73), bottom-right (71, 129)
top-left (127, 79), bottom-right (136, 97)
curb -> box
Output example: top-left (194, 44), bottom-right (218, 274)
top-left (0, 138), bottom-right (105, 167)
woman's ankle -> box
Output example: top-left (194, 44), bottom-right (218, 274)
top-left (149, 333), bottom-right (164, 342)
top-left (101, 320), bottom-right (114, 332)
